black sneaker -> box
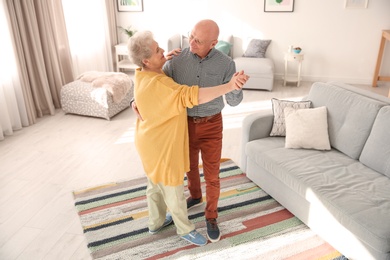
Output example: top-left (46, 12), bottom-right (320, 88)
top-left (206, 218), bottom-right (221, 242)
top-left (186, 197), bottom-right (203, 210)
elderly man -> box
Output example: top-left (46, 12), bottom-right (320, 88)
top-left (163, 19), bottom-right (244, 243)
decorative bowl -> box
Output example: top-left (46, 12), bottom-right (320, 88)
top-left (293, 49), bottom-right (301, 54)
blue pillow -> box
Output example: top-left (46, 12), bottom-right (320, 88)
top-left (215, 40), bottom-right (232, 55)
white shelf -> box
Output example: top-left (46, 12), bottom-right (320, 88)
top-left (285, 53), bottom-right (304, 61)
top-left (283, 52), bottom-right (304, 87)
top-left (115, 43), bottom-right (138, 72)
top-left (118, 59), bottom-right (138, 70)
top-left (283, 76), bottom-right (301, 83)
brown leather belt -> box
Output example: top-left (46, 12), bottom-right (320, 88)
top-left (188, 115), bottom-right (215, 123)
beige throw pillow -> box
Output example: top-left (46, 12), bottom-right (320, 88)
top-left (284, 106), bottom-right (331, 150)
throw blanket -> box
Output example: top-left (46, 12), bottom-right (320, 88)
top-left (77, 71), bottom-right (133, 103)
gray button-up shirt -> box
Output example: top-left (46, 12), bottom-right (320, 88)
top-left (163, 48), bottom-right (243, 117)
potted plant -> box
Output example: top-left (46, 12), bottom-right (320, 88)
top-left (118, 26), bottom-right (136, 38)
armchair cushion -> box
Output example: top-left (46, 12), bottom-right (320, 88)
top-left (215, 40), bottom-right (233, 55)
top-left (243, 39), bottom-right (271, 58)
top-left (360, 106), bottom-right (390, 177)
top-left (181, 35), bottom-right (190, 49)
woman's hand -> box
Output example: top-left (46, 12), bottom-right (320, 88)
top-left (230, 70), bottom-right (249, 90)
top-left (131, 102), bottom-right (144, 121)
top-left (166, 48), bottom-right (182, 60)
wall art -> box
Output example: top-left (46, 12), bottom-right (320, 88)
top-left (264, 0), bottom-right (294, 12)
top-left (118, 0), bottom-right (143, 12)
top-left (344, 0), bottom-right (368, 9)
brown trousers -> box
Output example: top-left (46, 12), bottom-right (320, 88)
top-left (187, 113), bottom-right (222, 219)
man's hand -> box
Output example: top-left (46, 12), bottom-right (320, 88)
top-left (166, 48), bottom-right (182, 60)
top-left (231, 70), bottom-right (250, 90)
top-left (131, 102), bottom-right (144, 121)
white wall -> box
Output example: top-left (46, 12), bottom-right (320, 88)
top-left (118, 0), bottom-right (390, 86)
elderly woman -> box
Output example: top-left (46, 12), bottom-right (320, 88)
top-left (127, 31), bottom-right (248, 246)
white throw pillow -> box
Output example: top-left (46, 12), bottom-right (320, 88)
top-left (270, 98), bottom-right (312, 136)
top-left (284, 106), bottom-right (331, 150)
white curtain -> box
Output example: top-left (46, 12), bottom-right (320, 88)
top-left (0, 0), bottom-right (115, 141)
top-left (0, 0), bottom-right (28, 141)
top-left (61, 0), bottom-right (114, 78)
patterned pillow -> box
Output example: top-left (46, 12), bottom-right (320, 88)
top-left (243, 39), bottom-right (271, 58)
top-left (270, 98), bottom-right (312, 136)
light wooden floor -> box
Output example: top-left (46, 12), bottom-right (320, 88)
top-left (0, 80), bottom-right (389, 260)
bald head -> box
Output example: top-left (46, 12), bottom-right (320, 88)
top-left (193, 20), bottom-right (220, 41)
top-left (189, 20), bottom-right (220, 58)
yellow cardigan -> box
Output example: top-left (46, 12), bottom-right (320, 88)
top-left (134, 69), bottom-right (199, 186)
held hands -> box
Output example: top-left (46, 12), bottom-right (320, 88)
top-left (230, 70), bottom-right (250, 90)
top-left (166, 48), bottom-right (182, 60)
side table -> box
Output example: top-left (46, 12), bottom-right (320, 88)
top-left (284, 53), bottom-right (304, 87)
top-left (372, 30), bottom-right (390, 94)
top-left (115, 43), bottom-right (138, 72)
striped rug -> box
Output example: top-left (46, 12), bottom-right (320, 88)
top-left (73, 159), bottom-right (344, 260)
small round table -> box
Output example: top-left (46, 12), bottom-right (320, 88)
top-left (283, 53), bottom-right (304, 87)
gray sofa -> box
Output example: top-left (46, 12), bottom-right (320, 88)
top-left (241, 82), bottom-right (390, 260)
top-left (167, 34), bottom-right (274, 91)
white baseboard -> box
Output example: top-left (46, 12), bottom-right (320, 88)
top-left (274, 73), bottom-right (379, 86)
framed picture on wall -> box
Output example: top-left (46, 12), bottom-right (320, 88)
top-left (344, 0), bottom-right (368, 9)
top-left (264, 0), bottom-right (294, 12)
top-left (118, 0), bottom-right (143, 12)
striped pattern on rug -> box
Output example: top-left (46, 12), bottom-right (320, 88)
top-left (73, 159), bottom-right (343, 260)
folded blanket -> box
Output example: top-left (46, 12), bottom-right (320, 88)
top-left (77, 71), bottom-right (133, 103)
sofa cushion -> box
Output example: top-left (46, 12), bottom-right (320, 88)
top-left (245, 138), bottom-right (390, 253)
top-left (307, 82), bottom-right (388, 160)
top-left (284, 106), bottom-right (330, 150)
top-left (360, 106), bottom-right (390, 177)
top-left (242, 39), bottom-right (271, 58)
top-left (269, 98), bottom-right (311, 136)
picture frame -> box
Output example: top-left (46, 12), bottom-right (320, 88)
top-left (264, 0), bottom-right (294, 12)
top-left (117, 0), bottom-right (143, 12)
top-left (344, 0), bottom-right (368, 9)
